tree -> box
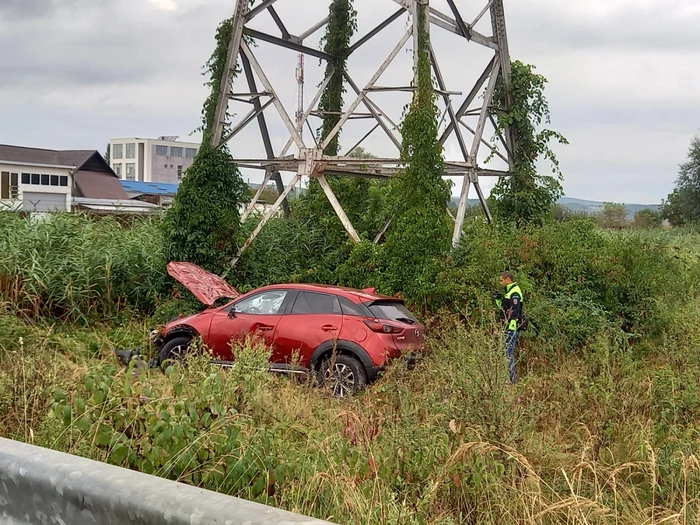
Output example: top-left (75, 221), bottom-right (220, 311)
top-left (104, 143), bottom-right (110, 164)
top-left (490, 62), bottom-right (569, 227)
top-left (599, 202), bottom-right (628, 229)
top-left (662, 135), bottom-right (700, 225)
top-left (633, 208), bottom-right (662, 229)
top-left (348, 146), bottom-right (376, 159)
top-left (661, 189), bottom-right (686, 227)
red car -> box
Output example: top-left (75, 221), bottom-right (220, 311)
top-left (153, 263), bottom-right (426, 396)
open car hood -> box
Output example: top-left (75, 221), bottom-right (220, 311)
top-left (167, 262), bottom-right (240, 306)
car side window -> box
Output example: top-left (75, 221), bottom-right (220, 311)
top-left (291, 292), bottom-right (342, 315)
top-left (339, 296), bottom-right (366, 317)
top-left (233, 290), bottom-right (288, 315)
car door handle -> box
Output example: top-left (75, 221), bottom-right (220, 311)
top-left (321, 325), bottom-right (338, 332)
top-left (255, 325), bottom-right (274, 332)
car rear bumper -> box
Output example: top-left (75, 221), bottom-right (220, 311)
top-left (367, 352), bottom-right (424, 381)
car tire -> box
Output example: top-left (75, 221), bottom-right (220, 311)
top-left (158, 336), bottom-right (192, 368)
top-left (318, 354), bottom-right (368, 398)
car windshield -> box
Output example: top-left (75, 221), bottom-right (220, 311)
top-left (367, 301), bottom-right (418, 324)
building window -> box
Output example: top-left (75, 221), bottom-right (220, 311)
top-left (125, 163), bottom-right (136, 180)
top-left (125, 143), bottom-right (136, 159)
top-left (21, 173), bottom-right (30, 184)
top-left (113, 144), bottom-right (124, 159)
top-left (185, 148), bottom-right (197, 159)
top-left (177, 166), bottom-right (183, 180)
top-left (113, 163), bottom-right (122, 176)
top-left (31, 174), bottom-right (40, 185)
top-left (59, 176), bottom-right (68, 187)
top-left (171, 147), bottom-right (183, 158)
top-left (50, 175), bottom-right (59, 186)
top-left (10, 173), bottom-right (18, 198)
top-left (41, 174), bottom-right (50, 186)
top-left (155, 145), bottom-right (168, 156)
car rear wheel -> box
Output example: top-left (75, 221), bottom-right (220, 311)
top-left (318, 354), bottom-right (367, 398)
top-left (158, 336), bottom-right (192, 368)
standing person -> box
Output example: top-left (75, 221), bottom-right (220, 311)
top-left (493, 271), bottom-right (524, 384)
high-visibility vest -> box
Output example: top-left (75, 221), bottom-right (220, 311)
top-left (502, 283), bottom-right (524, 331)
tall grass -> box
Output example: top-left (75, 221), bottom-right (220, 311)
top-left (3, 313), bottom-right (699, 524)
top-left (3, 214), bottom-right (700, 523)
top-left (0, 213), bottom-right (166, 322)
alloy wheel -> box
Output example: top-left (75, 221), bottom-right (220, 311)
top-left (326, 362), bottom-right (355, 398)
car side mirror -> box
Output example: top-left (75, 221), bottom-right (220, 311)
top-left (228, 309), bottom-right (237, 318)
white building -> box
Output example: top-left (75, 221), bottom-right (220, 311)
top-left (0, 143), bottom-right (157, 214)
top-left (109, 136), bottom-right (201, 184)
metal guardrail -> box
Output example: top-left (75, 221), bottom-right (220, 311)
top-left (0, 437), bottom-right (334, 525)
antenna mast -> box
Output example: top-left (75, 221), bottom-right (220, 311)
top-left (295, 53), bottom-right (305, 150)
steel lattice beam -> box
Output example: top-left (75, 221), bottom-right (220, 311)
top-left (211, 0), bottom-right (517, 263)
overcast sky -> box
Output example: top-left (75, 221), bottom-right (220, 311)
top-left (1, 0), bottom-right (698, 204)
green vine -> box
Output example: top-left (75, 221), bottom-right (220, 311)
top-left (198, 3), bottom-right (258, 146)
top-left (166, 11), bottom-right (252, 278)
top-left (381, 8), bottom-right (452, 303)
top-left (317, 0), bottom-right (357, 155)
top-left (198, 17), bottom-right (235, 145)
top-left (302, 0), bottom-right (383, 242)
top-left (489, 61), bottom-right (568, 227)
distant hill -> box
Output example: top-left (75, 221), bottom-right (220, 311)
top-left (449, 196), bottom-right (660, 219)
top-left (247, 181), bottom-right (660, 219)
top-left (558, 197), bottom-right (660, 219)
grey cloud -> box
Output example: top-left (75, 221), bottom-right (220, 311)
top-left (506, 1), bottom-right (700, 53)
top-left (0, 0), bottom-right (697, 204)
top-left (0, 0), bottom-right (112, 21)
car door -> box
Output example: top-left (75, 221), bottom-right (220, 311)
top-left (273, 291), bottom-right (344, 367)
top-left (207, 289), bottom-right (291, 361)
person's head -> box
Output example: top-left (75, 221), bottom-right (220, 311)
top-left (499, 271), bottom-right (515, 287)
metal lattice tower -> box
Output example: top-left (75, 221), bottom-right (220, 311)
top-left (212, 0), bottom-right (516, 263)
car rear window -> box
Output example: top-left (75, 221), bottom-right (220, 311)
top-left (367, 301), bottom-right (418, 324)
top-left (339, 296), bottom-right (367, 317)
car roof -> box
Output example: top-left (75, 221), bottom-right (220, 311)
top-left (255, 283), bottom-right (400, 303)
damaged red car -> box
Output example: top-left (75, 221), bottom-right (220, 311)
top-left (151, 262), bottom-right (426, 397)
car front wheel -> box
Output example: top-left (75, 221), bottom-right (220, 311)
top-left (318, 354), bottom-right (368, 398)
top-left (158, 336), bottom-right (192, 368)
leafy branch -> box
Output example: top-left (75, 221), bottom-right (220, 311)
top-left (490, 61), bottom-right (568, 227)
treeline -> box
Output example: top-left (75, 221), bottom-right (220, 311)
top-left (553, 203), bottom-right (664, 229)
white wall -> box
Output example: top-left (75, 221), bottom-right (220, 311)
top-left (0, 162), bottom-right (72, 211)
top-left (110, 138), bottom-right (200, 183)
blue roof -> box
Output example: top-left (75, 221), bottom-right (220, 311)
top-left (120, 181), bottom-right (180, 195)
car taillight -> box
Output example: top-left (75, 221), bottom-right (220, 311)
top-left (364, 319), bottom-right (403, 334)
